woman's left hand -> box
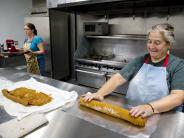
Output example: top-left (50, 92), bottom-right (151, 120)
top-left (129, 104), bottom-right (154, 118)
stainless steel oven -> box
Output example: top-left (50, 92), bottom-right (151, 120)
top-left (75, 55), bottom-right (129, 94)
top-left (74, 15), bottom-right (147, 95)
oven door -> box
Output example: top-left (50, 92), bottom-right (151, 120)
top-left (106, 74), bottom-right (128, 95)
top-left (76, 69), bottom-right (106, 88)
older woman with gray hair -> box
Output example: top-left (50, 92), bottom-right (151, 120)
top-left (83, 23), bottom-right (184, 117)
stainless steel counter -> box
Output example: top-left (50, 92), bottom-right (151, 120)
top-left (0, 52), bottom-right (25, 68)
top-left (0, 68), bottom-right (184, 138)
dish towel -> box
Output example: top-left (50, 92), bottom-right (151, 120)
top-left (0, 78), bottom-right (78, 119)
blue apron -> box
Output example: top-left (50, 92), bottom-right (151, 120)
top-left (126, 54), bottom-right (169, 106)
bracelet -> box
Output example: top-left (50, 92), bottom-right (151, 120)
top-left (147, 103), bottom-right (154, 113)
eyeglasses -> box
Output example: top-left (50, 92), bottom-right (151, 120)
top-left (24, 28), bottom-right (31, 30)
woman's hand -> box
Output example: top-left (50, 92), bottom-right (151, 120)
top-left (23, 48), bottom-right (32, 54)
top-left (82, 92), bottom-right (104, 102)
top-left (129, 104), bottom-right (154, 118)
top-left (24, 50), bottom-right (31, 54)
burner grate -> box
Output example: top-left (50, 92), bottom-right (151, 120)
top-left (84, 54), bottom-right (115, 61)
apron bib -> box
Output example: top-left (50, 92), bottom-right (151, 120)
top-left (126, 54), bottom-right (169, 106)
top-left (23, 42), bottom-right (40, 75)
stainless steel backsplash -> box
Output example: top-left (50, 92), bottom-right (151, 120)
top-left (76, 10), bottom-right (184, 59)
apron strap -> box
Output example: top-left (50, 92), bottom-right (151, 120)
top-left (163, 54), bottom-right (169, 67)
top-left (144, 54), bottom-right (169, 67)
top-left (144, 55), bottom-right (150, 64)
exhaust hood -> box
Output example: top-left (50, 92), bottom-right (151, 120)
top-left (55, 0), bottom-right (184, 13)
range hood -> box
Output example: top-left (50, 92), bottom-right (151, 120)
top-left (58, 0), bottom-right (122, 6)
top-left (55, 0), bottom-right (184, 13)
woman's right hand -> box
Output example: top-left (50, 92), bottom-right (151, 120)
top-left (82, 92), bottom-right (104, 102)
top-left (24, 50), bottom-right (31, 54)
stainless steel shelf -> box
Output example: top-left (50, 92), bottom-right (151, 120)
top-left (86, 34), bottom-right (147, 40)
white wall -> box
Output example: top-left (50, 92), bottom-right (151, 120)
top-left (0, 0), bottom-right (32, 48)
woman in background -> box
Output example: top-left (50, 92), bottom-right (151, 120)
top-left (23, 23), bottom-right (45, 75)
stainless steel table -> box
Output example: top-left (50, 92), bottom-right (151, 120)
top-left (0, 68), bottom-right (184, 138)
top-left (0, 52), bottom-right (25, 68)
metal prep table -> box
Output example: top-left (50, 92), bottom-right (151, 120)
top-left (0, 51), bottom-right (25, 68)
top-left (0, 68), bottom-right (184, 138)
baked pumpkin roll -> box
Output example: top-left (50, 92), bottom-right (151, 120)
top-left (79, 97), bottom-right (147, 127)
top-left (2, 87), bottom-right (52, 106)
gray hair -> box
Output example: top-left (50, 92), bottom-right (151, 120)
top-left (149, 23), bottom-right (175, 46)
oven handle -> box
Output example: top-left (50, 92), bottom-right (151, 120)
top-left (76, 69), bottom-right (105, 76)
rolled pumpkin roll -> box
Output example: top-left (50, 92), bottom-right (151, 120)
top-left (79, 97), bottom-right (147, 127)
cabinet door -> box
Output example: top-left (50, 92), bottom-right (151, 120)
top-left (76, 69), bottom-right (106, 88)
top-left (50, 10), bottom-right (69, 80)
